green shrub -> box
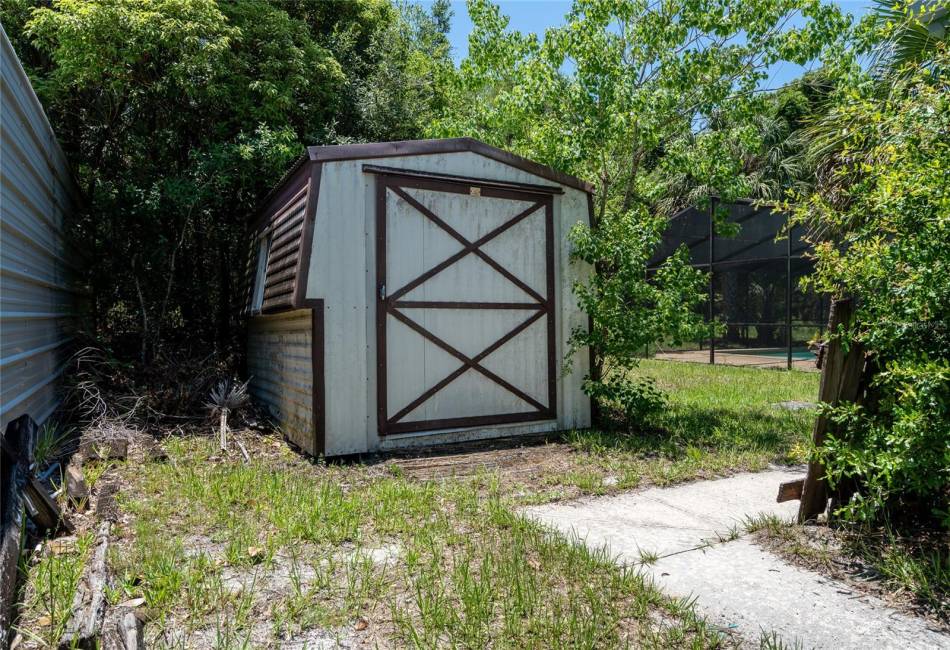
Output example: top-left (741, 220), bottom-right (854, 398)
top-left (819, 360), bottom-right (950, 527)
top-left (791, 45), bottom-right (950, 528)
top-left (584, 375), bottom-right (668, 429)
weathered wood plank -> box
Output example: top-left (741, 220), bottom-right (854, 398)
top-left (102, 606), bottom-right (145, 650)
top-left (24, 473), bottom-right (72, 533)
top-left (777, 479), bottom-right (804, 503)
top-left (60, 521), bottom-right (111, 648)
top-left (80, 437), bottom-right (129, 461)
top-left (798, 298), bottom-right (865, 522)
top-left (66, 461), bottom-right (89, 505)
top-left (95, 479), bottom-right (120, 522)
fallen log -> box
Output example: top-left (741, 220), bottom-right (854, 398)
top-left (59, 521), bottom-right (111, 648)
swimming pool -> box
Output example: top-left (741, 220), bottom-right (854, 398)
top-left (726, 348), bottom-right (815, 361)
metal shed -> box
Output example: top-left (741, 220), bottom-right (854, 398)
top-left (243, 139), bottom-right (593, 457)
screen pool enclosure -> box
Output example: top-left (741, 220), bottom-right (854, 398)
top-left (646, 199), bottom-right (827, 371)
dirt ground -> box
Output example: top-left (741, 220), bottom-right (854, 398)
top-left (368, 432), bottom-right (577, 481)
top-left (753, 524), bottom-right (950, 633)
top-left (14, 422), bottom-right (945, 649)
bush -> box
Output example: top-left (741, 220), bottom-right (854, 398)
top-left (790, 47), bottom-right (950, 528)
top-left (583, 374), bottom-right (667, 430)
top-left (819, 360), bottom-right (950, 528)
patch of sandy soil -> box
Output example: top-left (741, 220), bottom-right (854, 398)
top-left (159, 623), bottom-right (361, 649)
top-left (752, 525), bottom-right (949, 634)
top-left (135, 534), bottom-right (400, 648)
top-left (14, 424), bottom-right (744, 647)
top-left (359, 432), bottom-right (593, 497)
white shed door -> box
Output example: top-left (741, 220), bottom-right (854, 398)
top-left (374, 170), bottom-right (556, 435)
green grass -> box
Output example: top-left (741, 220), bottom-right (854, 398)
top-left (843, 526), bottom-right (949, 620)
top-left (32, 421), bottom-right (71, 468)
top-left (17, 361), bottom-right (822, 646)
top-left (100, 436), bottom-right (730, 647)
top-left (748, 515), bottom-right (949, 623)
top-left (536, 360), bottom-right (818, 498)
top-left (17, 532), bottom-right (95, 647)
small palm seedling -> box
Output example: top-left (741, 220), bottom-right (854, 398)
top-left (206, 379), bottom-right (249, 451)
top-left (33, 421), bottom-right (71, 468)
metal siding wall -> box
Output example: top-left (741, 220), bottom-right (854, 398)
top-left (246, 310), bottom-right (314, 454)
top-left (557, 186), bottom-right (592, 430)
top-left (307, 151), bottom-right (590, 455)
top-left (0, 26), bottom-right (79, 429)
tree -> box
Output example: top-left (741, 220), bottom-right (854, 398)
top-left (867, 0), bottom-right (949, 73)
top-left (23, 0), bottom-right (260, 361)
top-left (351, 0), bottom-right (454, 141)
top-left (278, 0), bottom-right (453, 142)
top-left (788, 5), bottom-right (950, 527)
top-left (431, 0), bottom-right (853, 417)
top-left (660, 70), bottom-right (838, 210)
top-left (3, 0), bottom-right (452, 363)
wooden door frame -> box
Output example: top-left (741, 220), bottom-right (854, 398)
top-left (373, 169), bottom-right (557, 435)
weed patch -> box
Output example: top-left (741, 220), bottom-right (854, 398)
top-left (94, 435), bottom-right (730, 646)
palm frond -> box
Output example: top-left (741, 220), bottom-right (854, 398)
top-left (206, 379), bottom-right (249, 413)
top-left (870, 0), bottom-right (948, 75)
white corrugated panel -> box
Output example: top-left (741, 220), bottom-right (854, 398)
top-left (247, 310), bottom-right (314, 454)
top-left (1, 24), bottom-right (79, 429)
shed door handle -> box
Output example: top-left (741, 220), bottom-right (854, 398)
top-left (379, 284), bottom-right (386, 301)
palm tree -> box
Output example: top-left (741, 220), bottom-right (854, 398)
top-left (870, 0), bottom-right (948, 75)
top-left (798, 0), bottom-right (948, 229)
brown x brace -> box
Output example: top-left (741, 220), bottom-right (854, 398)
top-left (375, 171), bottom-right (557, 435)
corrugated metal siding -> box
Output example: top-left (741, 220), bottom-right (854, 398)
top-left (243, 169), bottom-right (310, 314)
top-left (1, 25), bottom-right (79, 429)
top-left (247, 310), bottom-right (314, 454)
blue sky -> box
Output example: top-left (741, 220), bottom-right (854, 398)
top-left (423, 1), bottom-right (876, 89)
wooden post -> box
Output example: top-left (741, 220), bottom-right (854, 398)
top-left (708, 197), bottom-right (716, 365)
top-left (786, 223), bottom-right (793, 370)
top-left (219, 408), bottom-right (229, 451)
top-left (798, 298), bottom-right (865, 522)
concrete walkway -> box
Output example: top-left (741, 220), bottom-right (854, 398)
top-left (524, 468), bottom-right (950, 650)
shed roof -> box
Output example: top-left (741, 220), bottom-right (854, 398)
top-left (258, 138), bottom-right (593, 216)
top-left (244, 139), bottom-right (593, 317)
top-left (306, 138), bottom-right (594, 193)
